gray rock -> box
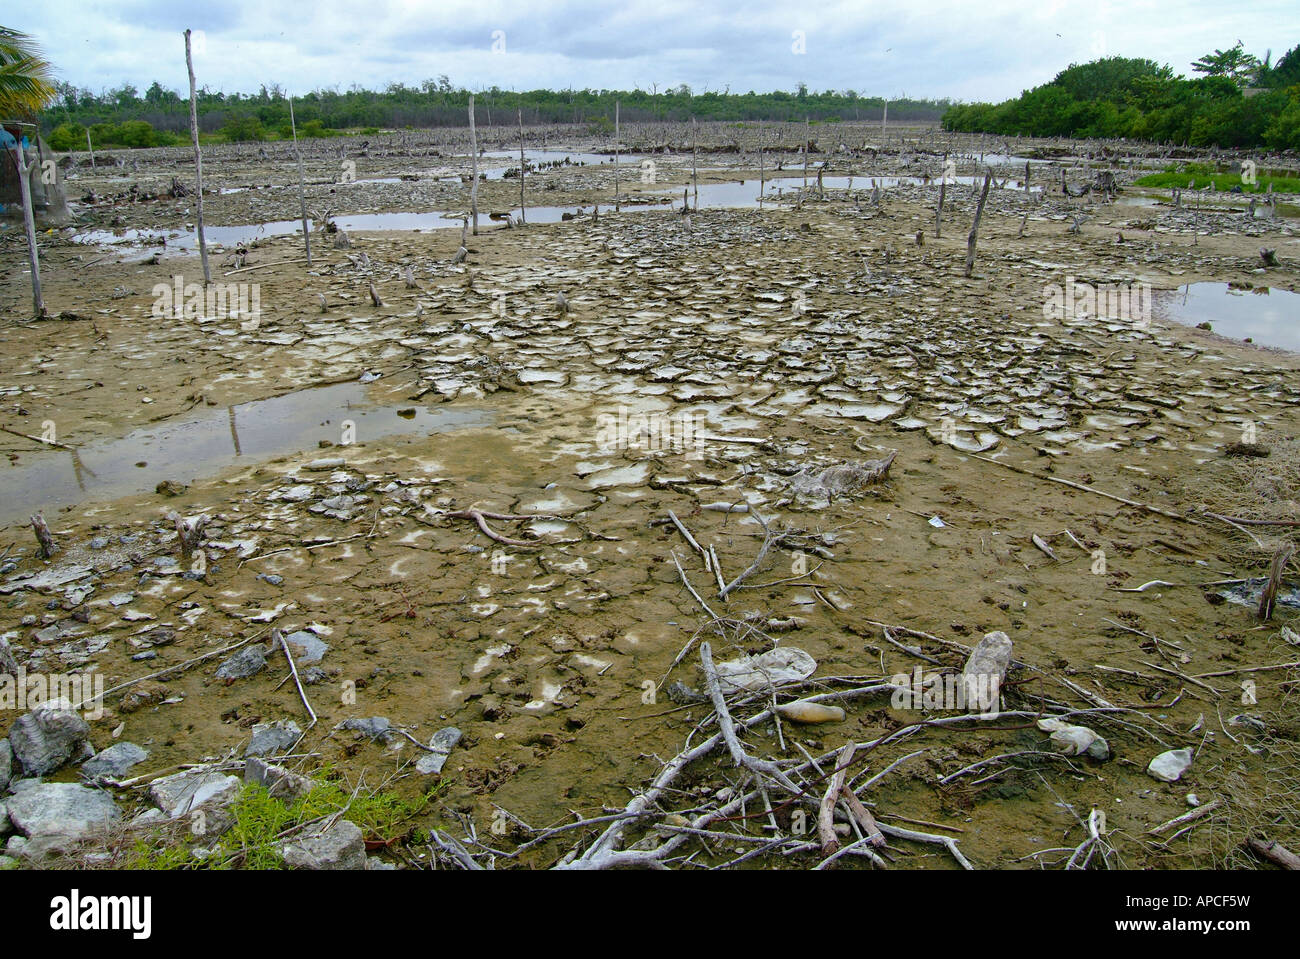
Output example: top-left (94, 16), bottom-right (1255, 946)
top-left (339, 717), bottom-right (393, 742)
top-left (81, 742), bottom-right (149, 780)
top-left (0, 636), bottom-right (19, 675)
top-left (148, 767), bottom-right (241, 816)
top-left (366, 856), bottom-right (398, 870)
top-left (7, 700), bottom-right (91, 776)
top-left (245, 720), bottom-right (303, 758)
top-left (961, 631), bottom-right (1013, 713)
top-left (278, 819), bottom-right (366, 870)
top-left (245, 757), bottom-right (315, 801)
top-left (281, 630), bottom-right (328, 665)
top-left (1148, 748), bottom-right (1194, 783)
top-left (0, 854), bottom-right (16, 870)
top-left (415, 726), bottom-right (462, 775)
top-left (0, 740), bottom-right (11, 793)
top-left (0, 802), bottom-right (10, 836)
top-left (215, 644), bottom-right (267, 681)
top-left (3, 781), bottom-right (121, 847)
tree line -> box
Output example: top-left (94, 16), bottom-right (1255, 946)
top-left (942, 45), bottom-right (1300, 150)
top-left (41, 78), bottom-right (950, 148)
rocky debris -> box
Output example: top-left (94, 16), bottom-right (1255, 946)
top-left (1148, 748), bottom-right (1194, 783)
top-left (148, 767), bottom-right (241, 816)
top-left (81, 742), bottom-right (149, 781)
top-left (246, 720), bottom-right (303, 757)
top-left (665, 681), bottom-right (707, 705)
top-left (0, 802), bottom-right (9, 835)
top-left (1038, 718), bottom-right (1109, 760)
top-left (3, 780), bottom-right (122, 859)
top-left (789, 452), bottom-right (896, 498)
top-left (215, 644), bottom-right (268, 681)
top-left (0, 637), bottom-right (18, 675)
top-left (961, 631), bottom-right (1013, 712)
top-left (277, 819), bottom-right (366, 870)
top-left (120, 681), bottom-right (169, 713)
top-left (713, 647), bottom-right (817, 693)
top-left (7, 699), bottom-right (92, 777)
top-left (245, 757), bottom-right (316, 801)
top-left (0, 740), bottom-right (11, 793)
top-left (414, 726), bottom-right (462, 775)
top-left (281, 630), bottom-right (328, 664)
top-left (338, 717), bottom-right (394, 742)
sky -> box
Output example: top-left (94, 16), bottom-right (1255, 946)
top-left (12, 0), bottom-right (1300, 104)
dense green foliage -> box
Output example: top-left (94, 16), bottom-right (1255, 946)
top-left (943, 47), bottom-right (1300, 149)
top-left (1133, 161), bottom-right (1300, 193)
top-left (38, 78), bottom-right (947, 146)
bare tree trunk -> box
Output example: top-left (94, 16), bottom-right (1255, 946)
top-left (964, 171), bottom-right (992, 278)
top-left (935, 151), bottom-right (947, 238)
top-left (758, 118), bottom-right (764, 210)
top-left (691, 116), bottom-right (698, 210)
top-left (614, 99), bottom-right (620, 211)
top-left (468, 94), bottom-right (479, 235)
top-left (517, 108), bottom-right (526, 224)
top-left (184, 29), bottom-right (210, 284)
top-left (288, 95), bottom-right (312, 266)
top-left (803, 116), bottom-right (809, 192)
top-left (85, 127), bottom-right (95, 170)
top-left (9, 138), bottom-right (43, 316)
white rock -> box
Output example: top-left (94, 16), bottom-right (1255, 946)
top-left (1147, 748), bottom-right (1194, 783)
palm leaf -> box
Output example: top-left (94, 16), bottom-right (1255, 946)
top-left (0, 26), bottom-right (55, 119)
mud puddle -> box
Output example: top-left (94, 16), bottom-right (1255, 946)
top-left (1157, 282), bottom-right (1300, 352)
top-left (0, 382), bottom-right (489, 526)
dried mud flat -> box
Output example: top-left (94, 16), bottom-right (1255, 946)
top-left (2, 124), bottom-right (1299, 870)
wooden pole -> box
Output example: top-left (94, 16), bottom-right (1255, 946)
top-left (184, 29), bottom-right (210, 284)
top-left (85, 127), bottom-right (95, 170)
top-left (9, 136), bottom-right (44, 316)
top-left (691, 116), bottom-right (698, 211)
top-left (758, 119), bottom-right (764, 209)
top-left (468, 94), bottom-right (479, 235)
top-left (288, 95), bottom-right (311, 266)
top-left (935, 151), bottom-right (947, 238)
top-left (614, 99), bottom-right (620, 211)
top-left (964, 170), bottom-right (992, 278)
top-left (517, 107), bottom-right (526, 224)
top-left (803, 116), bottom-right (809, 192)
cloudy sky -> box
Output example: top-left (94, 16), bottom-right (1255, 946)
top-left (13, 0), bottom-right (1300, 103)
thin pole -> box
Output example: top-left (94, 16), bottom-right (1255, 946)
top-left (288, 95), bottom-right (311, 266)
top-left (614, 99), bottom-right (620, 211)
top-left (758, 119), bottom-right (764, 209)
top-left (803, 116), bottom-right (809, 192)
top-left (184, 29), bottom-right (210, 284)
top-left (517, 107), bottom-right (526, 224)
top-left (85, 127), bottom-right (95, 169)
top-left (9, 137), bottom-right (43, 316)
top-left (468, 94), bottom-right (479, 235)
top-left (691, 116), bottom-right (698, 210)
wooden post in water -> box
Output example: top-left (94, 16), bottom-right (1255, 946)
top-left (184, 29), bottom-right (210, 284)
top-left (288, 95), bottom-right (312, 266)
top-left (468, 94), bottom-right (479, 235)
top-left (691, 116), bottom-right (698, 211)
top-left (517, 108), bottom-right (526, 224)
top-left (935, 151), bottom-right (947, 238)
top-left (795, 113), bottom-right (806, 192)
top-left (9, 134), bottom-right (44, 317)
top-left (758, 119), bottom-right (765, 209)
top-left (964, 170), bottom-right (992, 278)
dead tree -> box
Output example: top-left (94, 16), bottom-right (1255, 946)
top-left (288, 95), bottom-right (312, 266)
top-left (964, 171), bottom-right (992, 278)
top-left (468, 94), bottom-right (479, 235)
top-left (31, 513), bottom-right (56, 559)
top-left (184, 29), bottom-right (210, 284)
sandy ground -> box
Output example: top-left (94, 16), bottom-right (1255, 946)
top-left (1, 125), bottom-right (1299, 869)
